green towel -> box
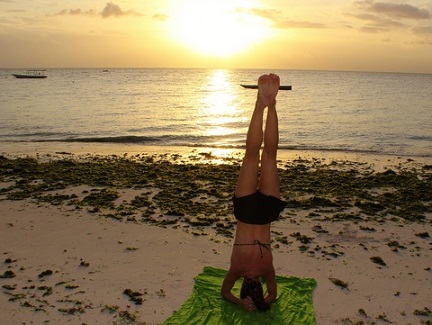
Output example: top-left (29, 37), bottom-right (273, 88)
top-left (162, 266), bottom-right (317, 325)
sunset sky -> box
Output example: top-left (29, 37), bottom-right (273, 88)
top-left (1, 0), bottom-right (432, 73)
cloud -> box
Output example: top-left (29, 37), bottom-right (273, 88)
top-left (345, 12), bottom-right (404, 28)
top-left (411, 26), bottom-right (432, 35)
top-left (6, 9), bottom-right (26, 13)
top-left (360, 26), bottom-right (388, 33)
top-left (243, 8), bottom-right (325, 29)
top-left (276, 20), bottom-right (326, 29)
top-left (153, 13), bottom-right (168, 21)
top-left (410, 25), bottom-right (432, 45)
top-left (348, 1), bottom-right (432, 35)
top-left (54, 8), bottom-right (96, 17)
top-left (51, 2), bottom-right (141, 18)
top-left (100, 2), bottom-right (142, 18)
top-left (247, 8), bottom-right (281, 21)
top-left (355, 1), bottom-right (430, 19)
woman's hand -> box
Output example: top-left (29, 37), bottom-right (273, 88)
top-left (241, 296), bottom-right (256, 312)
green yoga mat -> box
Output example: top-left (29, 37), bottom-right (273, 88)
top-left (162, 266), bottom-right (317, 325)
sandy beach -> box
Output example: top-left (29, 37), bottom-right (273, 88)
top-left (0, 146), bottom-right (431, 324)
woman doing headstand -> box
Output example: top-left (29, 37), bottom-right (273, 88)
top-left (221, 74), bottom-right (287, 312)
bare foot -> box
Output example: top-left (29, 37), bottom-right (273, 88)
top-left (257, 74), bottom-right (280, 107)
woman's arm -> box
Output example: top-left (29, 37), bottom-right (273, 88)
top-left (264, 274), bottom-right (277, 304)
top-left (221, 270), bottom-right (242, 306)
top-left (221, 270), bottom-right (257, 311)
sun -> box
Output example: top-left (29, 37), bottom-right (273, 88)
top-left (170, 1), bottom-right (270, 57)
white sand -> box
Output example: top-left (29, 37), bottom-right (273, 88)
top-left (0, 199), bottom-right (229, 324)
top-left (1, 195), bottom-right (430, 324)
top-left (1, 146), bottom-right (431, 324)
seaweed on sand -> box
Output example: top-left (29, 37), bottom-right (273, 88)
top-left (329, 277), bottom-right (349, 289)
top-left (0, 155), bottom-right (431, 234)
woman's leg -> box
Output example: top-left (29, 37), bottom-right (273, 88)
top-left (234, 100), bottom-right (266, 198)
top-left (235, 74), bottom-right (280, 198)
top-left (258, 94), bottom-right (280, 198)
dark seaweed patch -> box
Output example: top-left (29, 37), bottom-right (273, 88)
top-left (0, 155), bottom-right (431, 237)
top-left (370, 256), bottom-right (387, 267)
top-left (38, 270), bottom-right (53, 278)
top-left (123, 288), bottom-right (146, 305)
top-left (0, 270), bottom-right (16, 278)
top-left (329, 277), bottom-right (349, 289)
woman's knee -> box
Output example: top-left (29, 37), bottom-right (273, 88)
top-left (261, 149), bottom-right (276, 166)
top-left (243, 151), bottom-right (260, 165)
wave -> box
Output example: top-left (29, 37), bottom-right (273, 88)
top-left (54, 135), bottom-right (165, 144)
top-left (17, 135), bottom-right (430, 158)
top-left (3, 131), bottom-right (76, 138)
top-left (29, 134), bottom-right (240, 146)
top-left (408, 135), bottom-right (432, 142)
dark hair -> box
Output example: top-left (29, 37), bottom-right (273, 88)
top-left (240, 277), bottom-right (270, 312)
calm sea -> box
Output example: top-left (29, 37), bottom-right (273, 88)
top-left (1, 68), bottom-right (431, 158)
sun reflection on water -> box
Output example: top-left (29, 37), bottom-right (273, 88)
top-left (197, 70), bottom-right (243, 142)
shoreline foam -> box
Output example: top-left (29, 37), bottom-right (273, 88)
top-left (1, 142), bottom-right (431, 171)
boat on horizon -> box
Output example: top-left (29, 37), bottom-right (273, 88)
top-left (241, 84), bottom-right (292, 90)
top-left (12, 70), bottom-right (47, 79)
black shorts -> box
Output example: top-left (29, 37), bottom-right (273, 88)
top-left (233, 191), bottom-right (287, 225)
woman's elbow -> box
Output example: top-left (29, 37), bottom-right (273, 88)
top-left (221, 288), bottom-right (229, 300)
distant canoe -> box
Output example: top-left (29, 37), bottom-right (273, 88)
top-left (12, 70), bottom-right (47, 79)
top-left (241, 84), bottom-right (291, 90)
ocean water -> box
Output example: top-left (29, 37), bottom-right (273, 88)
top-left (1, 68), bottom-right (431, 158)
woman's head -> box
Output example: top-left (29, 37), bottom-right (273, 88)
top-left (240, 277), bottom-right (270, 312)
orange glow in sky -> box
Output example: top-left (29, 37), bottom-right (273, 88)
top-left (0, 0), bottom-right (431, 73)
top-left (169, 1), bottom-right (271, 57)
